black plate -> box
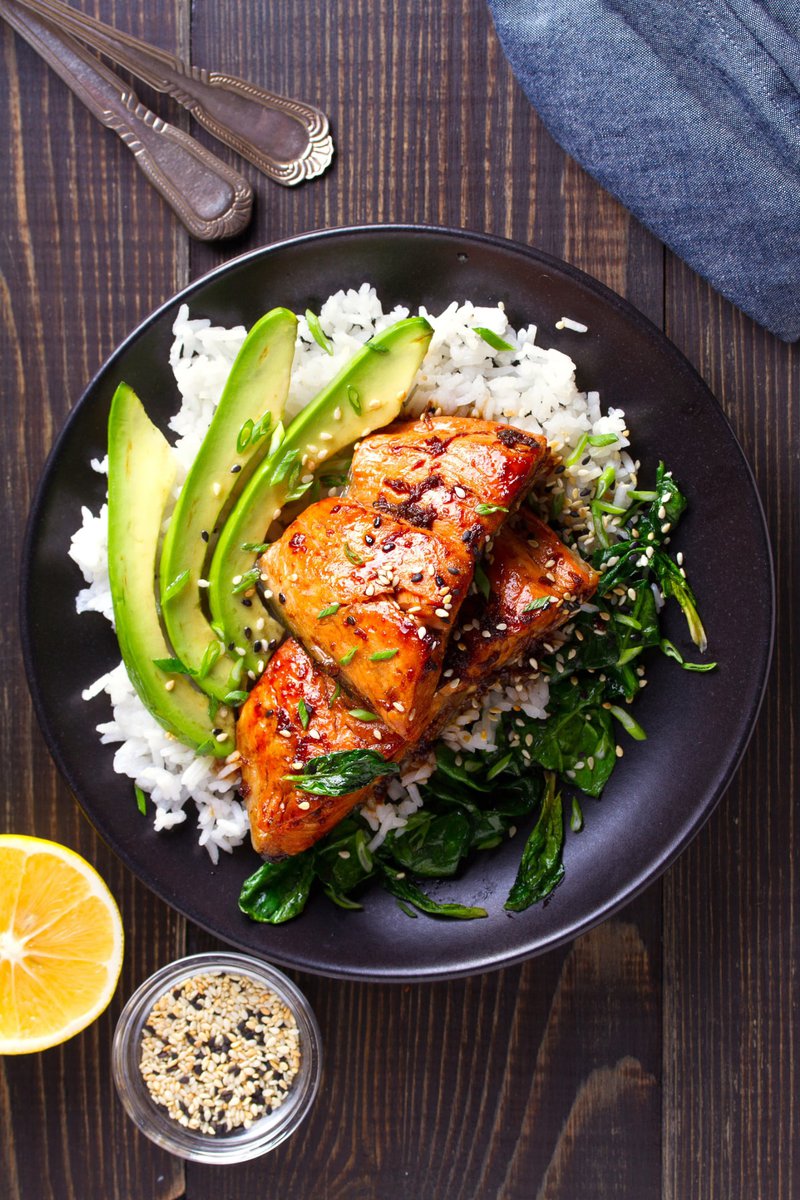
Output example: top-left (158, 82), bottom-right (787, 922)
top-left (21, 226), bottom-right (773, 981)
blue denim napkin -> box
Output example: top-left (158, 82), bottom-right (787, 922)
top-left (487, 0), bottom-right (800, 341)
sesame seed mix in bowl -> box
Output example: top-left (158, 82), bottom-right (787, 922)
top-left (140, 972), bottom-right (300, 1136)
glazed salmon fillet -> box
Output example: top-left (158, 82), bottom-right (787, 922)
top-left (257, 497), bottom-right (474, 740)
top-left (347, 415), bottom-right (549, 557)
top-left (238, 638), bottom-right (402, 858)
top-left (430, 513), bottom-right (599, 725)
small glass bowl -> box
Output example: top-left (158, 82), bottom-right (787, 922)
top-left (112, 951), bottom-right (322, 1163)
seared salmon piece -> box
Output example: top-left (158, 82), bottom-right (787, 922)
top-left (430, 513), bottom-right (599, 723)
top-left (347, 415), bottom-right (549, 557)
top-left (258, 497), bottom-right (474, 740)
top-left (238, 638), bottom-right (402, 858)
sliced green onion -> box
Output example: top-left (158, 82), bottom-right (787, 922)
top-left (476, 502), bottom-right (509, 516)
top-left (163, 569), bottom-right (190, 602)
top-left (339, 648), bottom-right (357, 666)
top-left (590, 501), bottom-right (611, 549)
top-left (587, 433), bottom-right (619, 447)
top-left (563, 433), bottom-right (588, 468)
top-left (660, 638), bottom-right (717, 672)
top-left (616, 645), bottom-right (643, 667)
top-left (152, 656), bottom-right (195, 675)
top-left (250, 412), bottom-right (273, 445)
top-left (317, 602), bottom-right (341, 619)
top-left (231, 567), bottom-right (260, 595)
top-left (272, 448), bottom-right (300, 485)
top-left (298, 698), bottom-right (310, 729)
top-left (329, 683), bottom-right (342, 707)
top-left (369, 648), bottom-right (398, 662)
top-left (197, 639), bottom-right (223, 680)
top-left (305, 309), bottom-right (334, 355)
top-left (474, 326), bottom-right (515, 352)
top-left (266, 420), bottom-right (285, 458)
top-left (593, 500), bottom-right (627, 516)
top-left (523, 597), bottom-right (551, 613)
top-left (347, 385), bottom-right (362, 414)
top-left (486, 752), bottom-right (513, 781)
top-left (236, 418), bottom-right (254, 453)
top-left (608, 705), bottom-right (647, 740)
top-left (343, 542), bottom-right (365, 567)
top-left (627, 489), bottom-right (657, 502)
top-left (135, 784), bottom-right (147, 815)
top-left (355, 833), bottom-right (374, 873)
top-left (614, 614), bottom-right (642, 631)
top-left (240, 541), bottom-right (269, 554)
top-left (570, 796), bottom-right (584, 832)
top-left (348, 708), bottom-right (378, 721)
top-left (595, 464), bottom-right (616, 501)
top-left (224, 690), bottom-right (248, 706)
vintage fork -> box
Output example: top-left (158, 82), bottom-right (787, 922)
top-left (8, 0), bottom-right (335, 185)
top-left (0, 0), bottom-right (254, 240)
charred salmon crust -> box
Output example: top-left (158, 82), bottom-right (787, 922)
top-left (347, 415), bottom-right (549, 557)
top-left (257, 497), bottom-right (474, 739)
top-left (238, 639), bottom-right (402, 858)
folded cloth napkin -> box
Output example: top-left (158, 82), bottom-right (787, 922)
top-left (487, 0), bottom-right (800, 341)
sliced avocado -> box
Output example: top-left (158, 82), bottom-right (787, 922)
top-left (160, 307), bottom-right (297, 701)
top-left (107, 383), bottom-right (234, 756)
top-left (208, 315), bottom-right (434, 678)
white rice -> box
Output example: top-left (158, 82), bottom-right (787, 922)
top-left (69, 284), bottom-right (635, 861)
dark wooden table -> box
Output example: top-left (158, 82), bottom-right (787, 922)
top-left (1, 2), bottom-right (797, 1197)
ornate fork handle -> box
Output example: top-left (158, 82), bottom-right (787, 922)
top-left (12, 0), bottom-right (334, 185)
top-left (1, 0), bottom-right (253, 240)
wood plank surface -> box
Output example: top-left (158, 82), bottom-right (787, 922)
top-left (0, 0), bottom-right (796, 1197)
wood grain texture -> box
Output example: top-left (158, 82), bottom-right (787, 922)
top-left (1, 0), bottom-right (796, 1196)
top-left (663, 258), bottom-right (799, 1200)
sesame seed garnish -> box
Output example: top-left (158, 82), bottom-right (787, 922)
top-left (164, 679), bottom-right (175, 692)
top-left (212, 481), bottom-right (222, 497)
top-left (454, 486), bottom-right (467, 499)
top-left (417, 626), bottom-right (427, 639)
top-left (297, 800), bottom-right (311, 810)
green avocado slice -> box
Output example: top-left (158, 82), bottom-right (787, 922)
top-left (208, 315), bottom-right (434, 680)
top-left (159, 307), bottom-right (298, 701)
top-left (107, 383), bottom-right (234, 756)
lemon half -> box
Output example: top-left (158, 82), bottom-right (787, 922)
top-left (0, 835), bottom-right (124, 1054)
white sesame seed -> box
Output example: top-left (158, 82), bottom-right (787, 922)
top-left (212, 481), bottom-right (222, 496)
top-left (417, 626), bottom-right (427, 639)
top-left (165, 679), bottom-right (175, 691)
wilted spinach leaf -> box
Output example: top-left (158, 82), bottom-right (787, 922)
top-left (504, 773), bottom-right (565, 911)
top-left (238, 855), bottom-right (316, 923)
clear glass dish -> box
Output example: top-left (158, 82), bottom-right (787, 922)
top-left (112, 951), bottom-right (322, 1163)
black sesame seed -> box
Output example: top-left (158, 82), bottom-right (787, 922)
top-left (448, 565), bottom-right (460, 575)
top-left (435, 573), bottom-right (445, 586)
top-left (410, 572), bottom-right (423, 582)
top-left (278, 592), bottom-right (286, 604)
top-left (268, 639), bottom-right (278, 650)
top-left (253, 640), bottom-right (262, 652)
top-left (345, 615), bottom-right (356, 626)
top-left (201, 530), bottom-right (209, 543)
top-left (373, 517), bottom-right (382, 527)
top-left (230, 464), bottom-right (242, 473)
top-left (365, 534), bottom-right (374, 545)
top-left (242, 597), bottom-right (252, 607)
top-left (382, 541), bottom-right (396, 552)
